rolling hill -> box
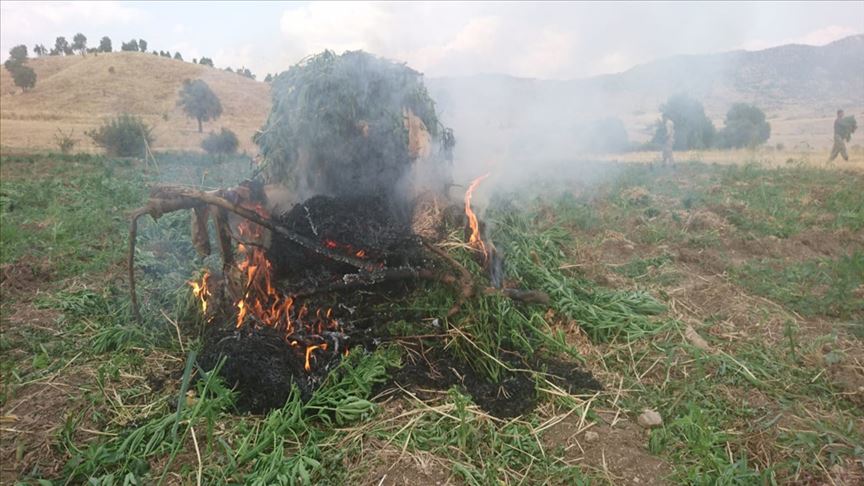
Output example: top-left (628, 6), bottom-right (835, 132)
top-left (1, 36), bottom-right (862, 156)
top-left (0, 51), bottom-right (270, 153)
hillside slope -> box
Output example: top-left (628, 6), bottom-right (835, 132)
top-left (0, 52), bottom-right (270, 153)
top-left (2, 37), bottom-right (862, 156)
top-left (428, 35), bottom-right (864, 160)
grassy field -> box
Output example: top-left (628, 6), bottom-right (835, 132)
top-left (1, 152), bottom-right (862, 485)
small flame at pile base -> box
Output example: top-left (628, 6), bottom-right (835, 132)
top-left (465, 173), bottom-right (490, 262)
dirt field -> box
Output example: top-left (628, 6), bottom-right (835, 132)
top-left (1, 151), bottom-right (861, 484)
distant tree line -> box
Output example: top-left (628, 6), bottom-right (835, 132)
top-left (650, 94), bottom-right (771, 150)
top-left (15, 33), bottom-right (266, 88)
top-left (223, 66), bottom-right (256, 80)
top-left (25, 33), bottom-right (219, 70)
top-left (580, 95), bottom-right (771, 154)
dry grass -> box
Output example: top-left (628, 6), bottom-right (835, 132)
top-left (587, 147), bottom-right (864, 171)
top-left (0, 52), bottom-right (269, 153)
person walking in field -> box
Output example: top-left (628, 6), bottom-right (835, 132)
top-left (829, 109), bottom-right (850, 162)
top-left (661, 116), bottom-right (675, 165)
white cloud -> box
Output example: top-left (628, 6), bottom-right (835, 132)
top-left (0, 1), bottom-right (144, 60)
top-left (794, 25), bottom-right (860, 45)
top-left (215, 44), bottom-right (256, 70)
top-left (510, 29), bottom-right (575, 79)
top-left (591, 51), bottom-right (636, 76)
top-left (739, 25), bottom-right (860, 51)
top-left (1, 1), bottom-right (141, 36)
top-left (279, 2), bottom-right (393, 56)
top-left (168, 41), bottom-right (201, 63)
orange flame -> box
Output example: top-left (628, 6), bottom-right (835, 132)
top-left (187, 201), bottom-right (350, 374)
top-left (188, 273), bottom-right (212, 315)
top-left (305, 343), bottom-right (328, 371)
top-left (465, 173), bottom-right (490, 261)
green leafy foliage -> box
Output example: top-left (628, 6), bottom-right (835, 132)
top-left (836, 115), bottom-right (857, 142)
top-left (120, 39), bottom-right (140, 52)
top-left (52, 36), bottom-right (72, 56)
top-left (72, 33), bottom-right (87, 54)
top-left (652, 94), bottom-right (716, 150)
top-left (8, 44), bottom-right (27, 62)
top-left (254, 50), bottom-right (442, 193)
top-left (732, 252), bottom-right (864, 319)
top-left (201, 128), bottom-right (239, 155)
top-left (98, 36), bottom-right (112, 53)
top-left (492, 206), bottom-right (666, 342)
top-left (177, 79), bottom-right (223, 132)
top-left (87, 114), bottom-right (154, 157)
top-left (4, 60), bottom-right (36, 91)
top-left (717, 103), bottom-right (771, 149)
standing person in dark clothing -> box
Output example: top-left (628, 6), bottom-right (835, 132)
top-left (829, 109), bottom-right (849, 162)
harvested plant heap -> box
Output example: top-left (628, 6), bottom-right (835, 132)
top-left (254, 50), bottom-right (442, 197)
top-left (128, 51), bottom-right (623, 416)
top-left (837, 115), bottom-right (857, 142)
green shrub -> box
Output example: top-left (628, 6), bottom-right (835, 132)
top-left (651, 94), bottom-right (716, 150)
top-left (201, 128), bottom-right (239, 155)
top-left (87, 114), bottom-right (153, 157)
top-left (717, 103), bottom-right (771, 149)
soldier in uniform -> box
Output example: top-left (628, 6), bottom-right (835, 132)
top-left (829, 109), bottom-right (849, 162)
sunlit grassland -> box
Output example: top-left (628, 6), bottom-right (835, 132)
top-left (1, 154), bottom-right (862, 484)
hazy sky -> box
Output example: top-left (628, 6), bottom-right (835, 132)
top-left (1, 1), bottom-right (862, 79)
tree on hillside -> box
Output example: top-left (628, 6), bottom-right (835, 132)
top-left (139, 39), bottom-right (148, 52)
top-left (198, 57), bottom-right (214, 67)
top-left (5, 44), bottom-right (36, 91)
top-left (236, 67), bottom-right (255, 80)
top-left (51, 36), bottom-right (71, 56)
top-left (264, 73), bottom-right (273, 83)
top-left (4, 54), bottom-right (36, 92)
top-left (9, 45), bottom-right (27, 62)
top-left (33, 44), bottom-right (47, 56)
top-left (651, 94), bottom-right (716, 150)
top-left (173, 52), bottom-right (183, 61)
top-left (177, 79), bottom-right (223, 132)
top-left (121, 39), bottom-right (140, 52)
top-left (72, 33), bottom-right (87, 55)
top-left (717, 103), bottom-right (771, 149)
top-left (99, 36), bottom-right (112, 53)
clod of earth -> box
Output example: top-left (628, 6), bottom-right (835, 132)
top-left (637, 409), bottom-right (663, 429)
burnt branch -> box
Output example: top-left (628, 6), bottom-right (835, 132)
top-left (423, 241), bottom-right (475, 317)
top-left (127, 184), bottom-right (383, 322)
top-left (143, 185), bottom-right (379, 271)
top-left (286, 267), bottom-right (457, 299)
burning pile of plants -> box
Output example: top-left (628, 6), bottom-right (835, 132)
top-left (128, 51), bottom-right (608, 416)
